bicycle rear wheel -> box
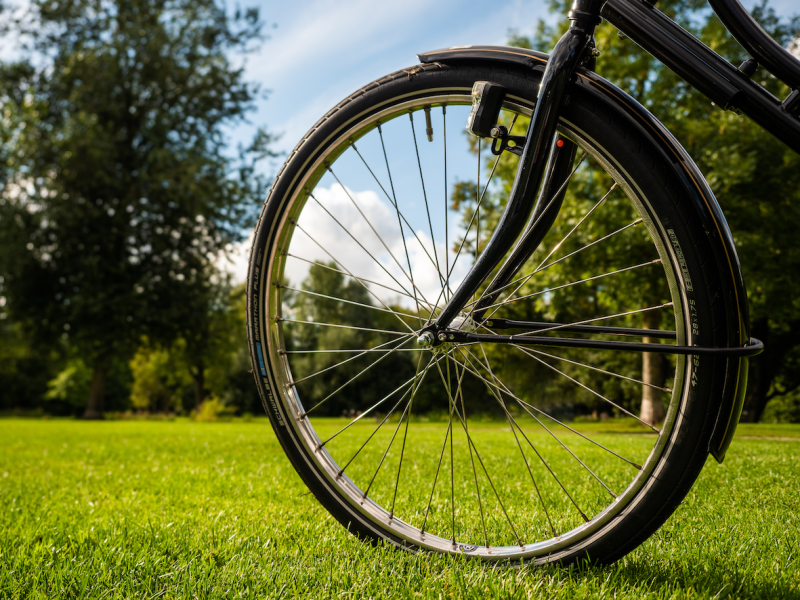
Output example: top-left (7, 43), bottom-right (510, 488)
top-left (247, 61), bottom-right (736, 564)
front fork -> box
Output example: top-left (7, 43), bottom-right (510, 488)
top-left (422, 0), bottom-right (604, 341)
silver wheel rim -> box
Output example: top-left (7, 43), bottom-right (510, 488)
top-left (257, 89), bottom-right (691, 562)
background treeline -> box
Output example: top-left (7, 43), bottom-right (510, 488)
top-left (1, 0), bottom-right (799, 423)
top-left (509, 0), bottom-right (800, 423)
top-left (0, 0), bottom-right (270, 418)
top-left (285, 0), bottom-right (800, 424)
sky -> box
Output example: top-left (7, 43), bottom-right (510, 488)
top-left (219, 0), bottom-right (800, 283)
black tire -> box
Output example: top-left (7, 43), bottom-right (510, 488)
top-left (246, 61), bottom-right (735, 565)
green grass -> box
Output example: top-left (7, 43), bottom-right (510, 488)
top-left (0, 419), bottom-right (798, 599)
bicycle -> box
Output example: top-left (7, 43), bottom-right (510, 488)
top-left (246, 0), bottom-right (799, 565)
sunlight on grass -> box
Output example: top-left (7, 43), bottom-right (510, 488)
top-left (0, 419), bottom-right (797, 598)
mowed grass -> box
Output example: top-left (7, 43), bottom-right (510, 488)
top-left (0, 419), bottom-right (798, 599)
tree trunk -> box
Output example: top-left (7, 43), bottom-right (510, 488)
top-left (193, 359), bottom-right (205, 409)
top-left (640, 310), bottom-right (666, 425)
top-left (83, 358), bottom-right (107, 419)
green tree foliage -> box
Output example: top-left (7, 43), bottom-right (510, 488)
top-left (44, 358), bottom-right (93, 410)
top-left (0, 0), bottom-right (275, 417)
top-left (285, 263), bottom-right (498, 419)
top-left (44, 354), bottom-right (133, 414)
top-left (178, 272), bottom-right (242, 409)
top-left (201, 283), bottom-right (260, 413)
top-left (452, 134), bottom-right (668, 420)
top-left (490, 0), bottom-right (800, 422)
top-left (286, 263), bottom-right (414, 417)
top-left (0, 318), bottom-right (52, 413)
top-left (126, 281), bottom-right (259, 415)
top-left (129, 342), bottom-right (189, 412)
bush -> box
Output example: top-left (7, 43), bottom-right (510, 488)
top-left (192, 397), bottom-right (236, 422)
top-left (762, 391), bottom-right (800, 423)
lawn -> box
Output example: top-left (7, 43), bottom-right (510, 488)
top-left (0, 418), bottom-right (797, 599)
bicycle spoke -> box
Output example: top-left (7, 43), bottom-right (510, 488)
top-left (326, 167), bottom-right (427, 322)
top-left (421, 405), bottom-right (452, 535)
top-left (427, 138), bottom-right (508, 324)
top-left (351, 141), bottom-right (449, 297)
top-left (458, 325), bottom-right (645, 468)
top-left (279, 317), bottom-right (409, 337)
top-left (341, 352), bottom-right (425, 482)
top-left (501, 149), bottom-right (589, 268)
top-left (455, 352), bottom-right (489, 547)
top-left (287, 254), bottom-right (422, 307)
top-left (475, 259), bottom-right (662, 314)
top-left (506, 411), bottom-right (589, 522)
top-left (532, 182), bottom-right (617, 273)
top-left (443, 114), bottom-right (517, 282)
top-left (531, 218), bottom-right (645, 277)
top-left (320, 353), bottom-right (438, 445)
top-left (309, 192), bottom-right (435, 312)
top-left (476, 181), bottom-right (616, 319)
top-left (389, 346), bottom-right (423, 518)
top-left (464, 346), bottom-right (616, 499)
top-left (447, 356), bottom-right (456, 542)
top-left (465, 149), bottom-right (588, 319)
top-left (340, 382), bottom-right (416, 476)
top-left (504, 385), bottom-right (644, 470)
top-left (363, 355), bottom-right (434, 502)
top-left (432, 348), bottom-right (490, 546)
top-left (443, 106), bottom-right (449, 301)
top-left (409, 111), bottom-right (443, 287)
top-left (376, 122), bottom-right (428, 319)
top-left (292, 224), bottom-right (430, 329)
top-left (515, 303), bottom-right (673, 338)
top-left (282, 284), bottom-right (420, 321)
top-left (452, 350), bottom-right (590, 521)
top-left (288, 335), bottom-right (415, 387)
top-left (510, 343), bottom-right (660, 432)
top-left (476, 344), bottom-right (558, 537)
top-left (520, 346), bottom-right (672, 394)
top-left (434, 353), bottom-right (523, 546)
top-left (305, 334), bottom-right (417, 418)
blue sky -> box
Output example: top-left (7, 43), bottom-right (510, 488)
top-left (239, 0), bottom-right (798, 157)
top-left (219, 0), bottom-right (799, 281)
top-left (243, 0), bottom-right (550, 156)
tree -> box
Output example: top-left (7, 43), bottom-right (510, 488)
top-left (0, 0), bottom-right (274, 417)
top-left (177, 270), bottom-right (241, 409)
top-left (501, 0), bottom-right (800, 422)
top-left (129, 341), bottom-right (188, 412)
top-left (0, 317), bottom-right (53, 413)
top-left (453, 120), bottom-right (669, 422)
top-left (286, 263), bottom-right (412, 416)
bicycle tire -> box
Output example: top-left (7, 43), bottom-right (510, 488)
top-left (246, 60), bottom-right (736, 565)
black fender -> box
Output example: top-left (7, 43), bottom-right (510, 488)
top-left (418, 45), bottom-right (750, 462)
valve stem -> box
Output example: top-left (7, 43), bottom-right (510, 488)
top-left (424, 106), bottom-right (433, 142)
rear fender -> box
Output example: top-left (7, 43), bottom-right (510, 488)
top-left (418, 45), bottom-right (749, 462)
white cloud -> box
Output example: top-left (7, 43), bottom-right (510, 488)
top-left (241, 0), bottom-right (550, 155)
top-left (247, 0), bottom-right (433, 88)
top-left (276, 183), bottom-right (472, 312)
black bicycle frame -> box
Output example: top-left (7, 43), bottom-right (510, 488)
top-left (420, 0), bottom-right (798, 357)
top-left (603, 0), bottom-right (800, 151)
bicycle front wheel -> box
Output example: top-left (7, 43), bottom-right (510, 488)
top-left (247, 60), bottom-right (736, 564)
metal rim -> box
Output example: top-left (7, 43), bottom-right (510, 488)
top-left (258, 89), bottom-right (691, 561)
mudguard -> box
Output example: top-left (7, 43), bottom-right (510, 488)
top-left (418, 45), bottom-right (750, 462)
